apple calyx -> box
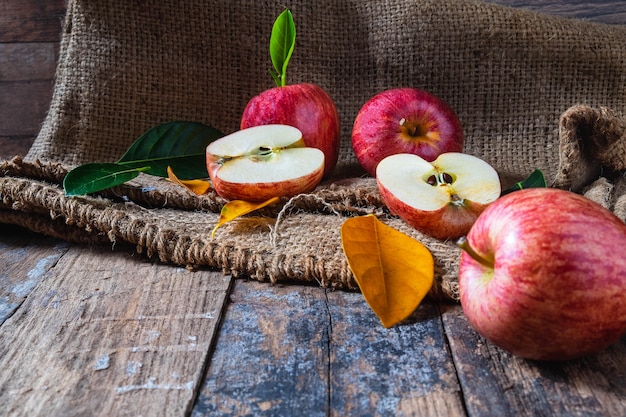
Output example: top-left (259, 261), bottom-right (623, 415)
top-left (399, 118), bottom-right (439, 142)
top-left (457, 236), bottom-right (494, 269)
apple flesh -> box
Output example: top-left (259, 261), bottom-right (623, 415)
top-left (352, 88), bottom-right (464, 177)
top-left (206, 124), bottom-right (324, 201)
top-left (376, 152), bottom-right (500, 240)
top-left (458, 188), bottom-right (626, 361)
top-left (241, 83), bottom-right (340, 178)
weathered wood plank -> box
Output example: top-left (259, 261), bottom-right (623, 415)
top-left (0, 225), bottom-right (69, 324)
top-left (325, 291), bottom-right (465, 417)
top-left (442, 304), bottom-right (626, 417)
top-left (0, 0), bottom-right (65, 43)
top-left (0, 244), bottom-right (233, 417)
top-left (0, 42), bottom-right (57, 155)
top-left (194, 280), bottom-right (464, 417)
top-left (0, 43), bottom-right (58, 81)
top-left (0, 136), bottom-right (35, 158)
top-left (485, 0), bottom-right (626, 24)
top-left (192, 281), bottom-right (333, 416)
top-left (0, 80), bottom-right (54, 136)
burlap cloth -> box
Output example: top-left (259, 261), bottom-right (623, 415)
top-left (2, 0), bottom-right (626, 301)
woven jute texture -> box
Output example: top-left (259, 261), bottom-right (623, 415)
top-left (553, 105), bottom-right (626, 223)
top-left (2, 0), bottom-right (626, 300)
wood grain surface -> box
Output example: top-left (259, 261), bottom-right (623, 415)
top-left (442, 305), bottom-right (626, 417)
top-left (194, 280), bottom-right (465, 416)
top-left (0, 235), bottom-right (232, 417)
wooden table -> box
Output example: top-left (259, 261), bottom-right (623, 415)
top-left (1, 1), bottom-right (625, 416)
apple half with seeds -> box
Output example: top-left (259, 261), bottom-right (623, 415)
top-left (206, 124), bottom-right (325, 201)
top-left (376, 152), bottom-right (501, 240)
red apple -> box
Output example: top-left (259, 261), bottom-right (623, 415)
top-left (241, 83), bottom-right (340, 178)
top-left (240, 10), bottom-right (340, 178)
top-left (206, 124), bottom-right (324, 201)
top-left (458, 188), bottom-right (626, 361)
top-left (352, 88), bottom-right (464, 177)
top-left (376, 152), bottom-right (501, 240)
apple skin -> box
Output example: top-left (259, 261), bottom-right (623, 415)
top-left (207, 158), bottom-right (323, 202)
top-left (352, 88), bottom-right (464, 177)
top-left (459, 188), bottom-right (626, 361)
top-left (378, 183), bottom-right (489, 240)
top-left (241, 83), bottom-right (340, 178)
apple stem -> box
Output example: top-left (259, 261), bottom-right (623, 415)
top-left (457, 236), bottom-right (494, 269)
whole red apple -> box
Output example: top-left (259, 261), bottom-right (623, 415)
top-left (352, 88), bottom-right (464, 177)
top-left (241, 83), bottom-right (340, 178)
top-left (458, 188), bottom-right (626, 361)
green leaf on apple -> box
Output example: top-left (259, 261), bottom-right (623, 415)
top-left (269, 9), bottom-right (296, 87)
top-left (63, 121), bottom-right (224, 196)
top-left (500, 169), bottom-right (546, 196)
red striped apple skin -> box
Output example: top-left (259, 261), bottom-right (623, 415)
top-left (377, 182), bottom-right (489, 240)
top-left (241, 83), bottom-right (340, 178)
top-left (208, 162), bottom-right (323, 202)
top-left (459, 188), bottom-right (626, 361)
top-left (352, 88), bottom-right (463, 177)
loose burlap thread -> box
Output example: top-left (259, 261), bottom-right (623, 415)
top-left (2, 0), bottom-right (626, 301)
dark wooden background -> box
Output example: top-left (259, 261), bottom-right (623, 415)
top-left (0, 1), bottom-right (64, 158)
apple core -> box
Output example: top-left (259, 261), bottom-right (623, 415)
top-left (376, 152), bottom-right (501, 239)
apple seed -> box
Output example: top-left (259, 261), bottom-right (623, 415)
top-left (426, 172), bottom-right (455, 186)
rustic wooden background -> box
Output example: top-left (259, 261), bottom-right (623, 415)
top-left (0, 0), bottom-right (64, 158)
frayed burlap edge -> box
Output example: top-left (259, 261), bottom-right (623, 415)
top-left (553, 105), bottom-right (626, 221)
top-left (0, 156), bottom-right (461, 301)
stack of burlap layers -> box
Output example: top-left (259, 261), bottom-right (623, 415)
top-left (2, 0), bottom-right (625, 301)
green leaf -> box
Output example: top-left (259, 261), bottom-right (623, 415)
top-left (501, 169), bottom-right (547, 196)
top-left (63, 121), bottom-right (225, 196)
top-left (269, 9), bottom-right (296, 87)
top-left (63, 163), bottom-right (150, 196)
top-left (118, 121), bottom-right (224, 179)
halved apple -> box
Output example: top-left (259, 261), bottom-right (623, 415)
top-left (206, 124), bottom-right (325, 201)
top-left (376, 152), bottom-right (501, 240)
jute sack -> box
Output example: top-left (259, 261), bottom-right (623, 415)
top-left (554, 105), bottom-right (626, 223)
top-left (2, 0), bottom-right (626, 300)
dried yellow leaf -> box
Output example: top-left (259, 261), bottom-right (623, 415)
top-left (167, 166), bottom-right (211, 195)
top-left (211, 197), bottom-right (281, 238)
top-left (341, 214), bottom-right (434, 328)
